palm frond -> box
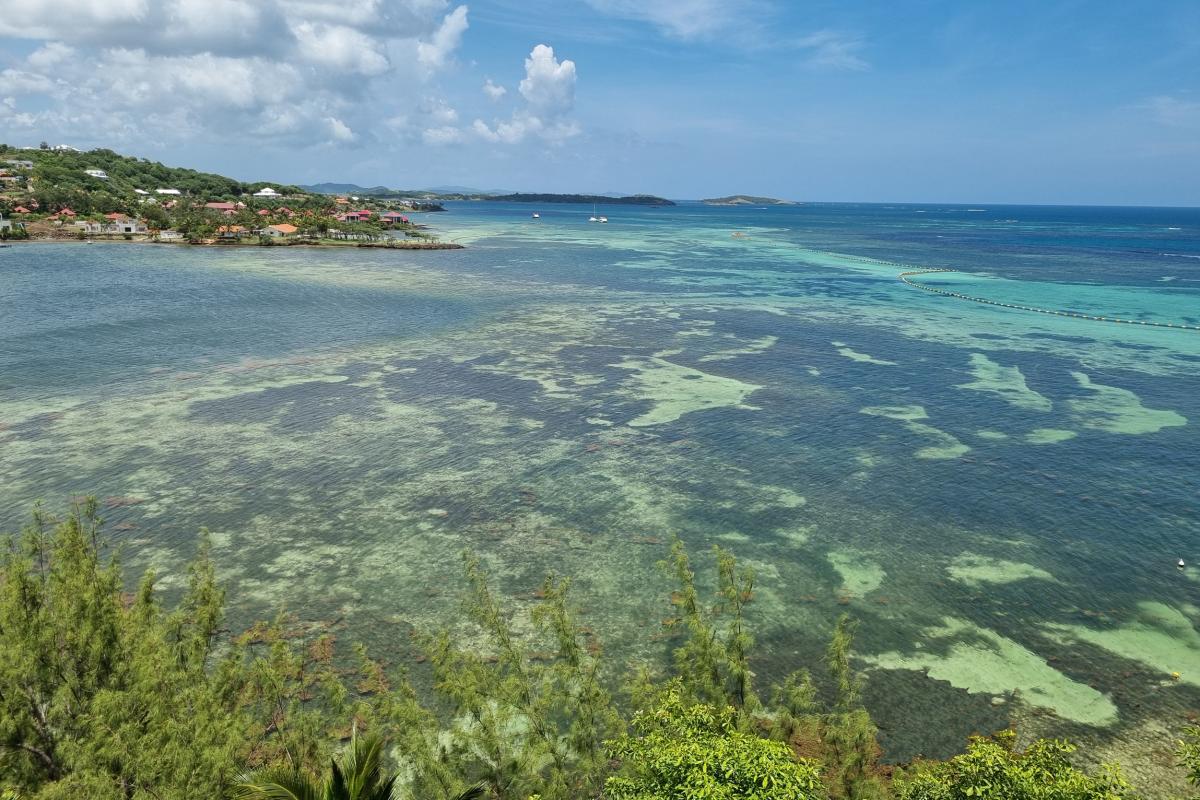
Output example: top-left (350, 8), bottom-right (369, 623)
top-left (232, 767), bottom-right (324, 800)
top-left (367, 774), bottom-right (400, 800)
top-left (449, 782), bottom-right (488, 800)
top-left (339, 730), bottom-right (386, 796)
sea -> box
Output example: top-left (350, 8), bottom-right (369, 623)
top-left (1, 201), bottom-right (1198, 784)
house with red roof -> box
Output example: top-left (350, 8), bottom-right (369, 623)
top-left (205, 202), bottom-right (237, 212)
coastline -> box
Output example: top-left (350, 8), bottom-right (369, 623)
top-left (7, 235), bottom-right (464, 250)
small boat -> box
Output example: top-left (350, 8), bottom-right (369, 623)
top-left (598, 216), bottom-right (608, 223)
top-left (588, 203), bottom-right (599, 222)
top-left (531, 212), bottom-right (540, 219)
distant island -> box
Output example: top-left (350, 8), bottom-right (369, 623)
top-left (487, 193), bottom-right (675, 206)
top-left (702, 195), bottom-right (796, 206)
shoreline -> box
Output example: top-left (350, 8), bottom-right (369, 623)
top-left (6, 235), bottom-right (464, 250)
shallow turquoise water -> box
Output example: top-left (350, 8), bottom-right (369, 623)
top-left (1, 202), bottom-right (1198, 767)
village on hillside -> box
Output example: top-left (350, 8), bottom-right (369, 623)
top-left (0, 145), bottom-right (457, 249)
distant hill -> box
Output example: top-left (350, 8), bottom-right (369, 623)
top-left (0, 146), bottom-right (304, 202)
top-left (425, 185), bottom-right (514, 195)
top-left (487, 193), bottom-right (675, 206)
top-left (702, 195), bottom-right (796, 206)
top-left (299, 182), bottom-right (395, 196)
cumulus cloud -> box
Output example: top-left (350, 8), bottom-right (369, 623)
top-left (417, 5), bottom-right (469, 73)
top-left (519, 45), bottom-right (576, 113)
top-left (473, 44), bottom-right (580, 145)
top-left (483, 78), bottom-right (507, 101)
top-left (0, 0), bottom-right (470, 148)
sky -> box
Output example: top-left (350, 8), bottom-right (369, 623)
top-left (0, 0), bottom-right (1197, 205)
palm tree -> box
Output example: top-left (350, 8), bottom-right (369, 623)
top-left (234, 729), bottom-right (485, 800)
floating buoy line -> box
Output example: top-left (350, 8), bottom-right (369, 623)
top-left (897, 268), bottom-right (1200, 332)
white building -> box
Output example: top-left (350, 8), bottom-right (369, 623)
top-left (155, 188), bottom-right (182, 195)
top-left (4, 159), bottom-right (33, 170)
top-left (134, 189), bottom-right (149, 195)
top-left (157, 230), bottom-right (185, 241)
top-left (84, 169), bottom-right (109, 179)
top-left (252, 187), bottom-right (280, 197)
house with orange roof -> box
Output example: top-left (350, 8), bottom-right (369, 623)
top-left (216, 224), bottom-right (248, 239)
top-left (262, 223), bottom-right (299, 238)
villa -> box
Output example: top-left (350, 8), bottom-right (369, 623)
top-left (84, 169), bottom-right (109, 179)
top-left (253, 187), bottom-right (280, 198)
top-left (5, 159), bottom-right (33, 170)
top-left (156, 188), bottom-right (181, 195)
top-left (262, 223), bottom-right (299, 238)
top-left (380, 211), bottom-right (409, 224)
top-left (205, 202), bottom-right (238, 213)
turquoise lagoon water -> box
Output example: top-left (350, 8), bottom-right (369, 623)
top-left (1, 202), bottom-right (1198, 776)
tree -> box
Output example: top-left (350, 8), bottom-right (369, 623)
top-left (0, 501), bottom-right (250, 799)
top-left (605, 682), bottom-right (824, 800)
top-left (821, 616), bottom-right (884, 799)
top-left (896, 731), bottom-right (1141, 800)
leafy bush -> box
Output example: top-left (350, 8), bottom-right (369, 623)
top-left (606, 682), bottom-right (824, 800)
top-left (895, 731), bottom-right (1140, 800)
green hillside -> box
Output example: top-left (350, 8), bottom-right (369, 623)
top-left (0, 144), bottom-right (304, 214)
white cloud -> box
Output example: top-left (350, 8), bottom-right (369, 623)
top-left (292, 22), bottom-right (391, 75)
top-left (422, 125), bottom-right (464, 145)
top-left (473, 44), bottom-right (581, 145)
top-left (417, 5), bottom-right (469, 73)
top-left (584, 0), bottom-right (765, 42)
top-left (327, 117), bottom-right (357, 142)
top-left (421, 97), bottom-right (460, 125)
top-left (519, 44), bottom-right (576, 114)
top-left (483, 78), bottom-right (507, 101)
top-left (795, 30), bottom-right (868, 71)
top-left (0, 0), bottom-right (471, 149)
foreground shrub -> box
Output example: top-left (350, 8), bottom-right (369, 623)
top-left (895, 730), bottom-right (1140, 800)
top-left (605, 682), bottom-right (824, 800)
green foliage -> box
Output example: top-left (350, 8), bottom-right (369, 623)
top-left (0, 501), bottom-right (348, 799)
top-left (605, 682), bottom-right (824, 800)
top-left (234, 728), bottom-right (401, 800)
top-left (388, 552), bottom-right (623, 800)
top-left (895, 731), bottom-right (1140, 800)
top-left (659, 538), bottom-right (762, 719)
top-left (821, 616), bottom-right (883, 799)
top-left (1179, 725), bottom-right (1200, 790)
top-left (0, 501), bottom-right (249, 798)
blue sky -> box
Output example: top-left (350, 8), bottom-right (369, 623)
top-left (1, 0), bottom-right (1197, 204)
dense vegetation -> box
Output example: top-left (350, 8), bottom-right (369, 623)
top-left (701, 195), bottom-right (796, 205)
top-left (0, 502), bottom-right (1195, 799)
top-left (487, 193), bottom-right (675, 206)
top-left (0, 144), bottom-right (302, 213)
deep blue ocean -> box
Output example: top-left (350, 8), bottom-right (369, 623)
top-left (1, 200), bottom-right (1197, 773)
